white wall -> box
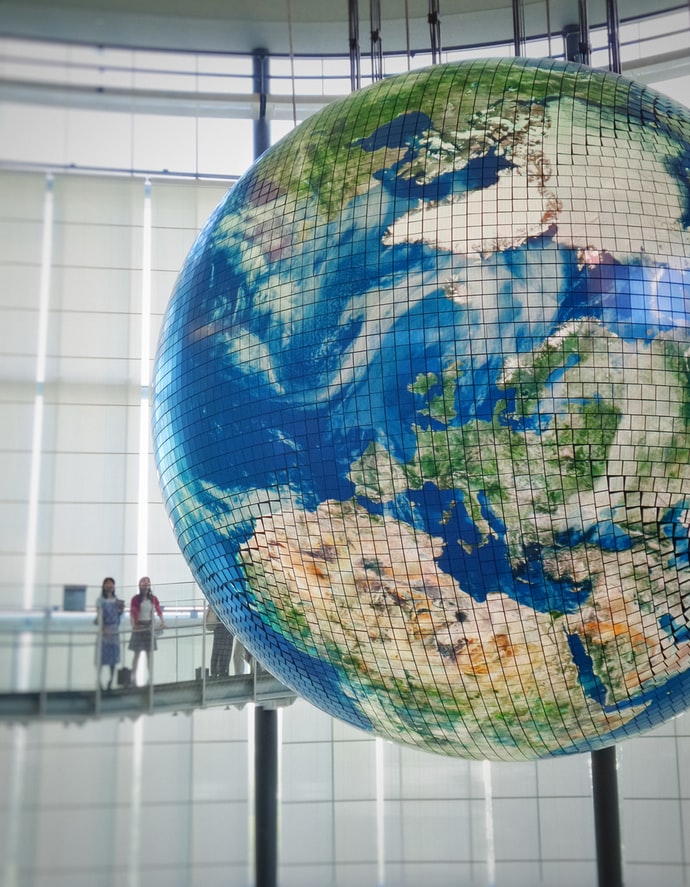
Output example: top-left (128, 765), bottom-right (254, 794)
top-left (0, 698), bottom-right (688, 886)
top-left (0, 170), bottom-right (229, 608)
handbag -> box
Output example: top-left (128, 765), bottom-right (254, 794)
top-left (117, 627), bottom-right (131, 687)
top-left (117, 666), bottom-right (132, 687)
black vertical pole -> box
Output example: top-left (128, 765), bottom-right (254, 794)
top-left (348, 0), bottom-right (361, 92)
top-left (428, 0), bottom-right (441, 65)
top-left (577, 0), bottom-right (591, 66)
top-left (512, 0), bottom-right (525, 57)
top-left (370, 0), bottom-right (383, 82)
top-left (251, 56), bottom-right (277, 884)
top-left (606, 0), bottom-right (622, 74)
top-left (591, 746), bottom-right (624, 887)
top-left (255, 706), bottom-right (278, 887)
top-left (253, 49), bottom-right (270, 160)
top-left (563, 0), bottom-right (590, 65)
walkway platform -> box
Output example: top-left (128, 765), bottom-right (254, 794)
top-left (0, 671), bottom-right (298, 722)
top-left (0, 604), bottom-right (299, 723)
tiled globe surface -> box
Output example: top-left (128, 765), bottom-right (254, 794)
top-left (153, 58), bottom-right (690, 760)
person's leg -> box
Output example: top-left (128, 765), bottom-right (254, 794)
top-left (217, 645), bottom-right (230, 676)
top-left (146, 652), bottom-right (153, 684)
top-left (231, 639), bottom-right (247, 675)
top-left (215, 628), bottom-right (231, 676)
top-left (132, 650), bottom-right (141, 684)
top-left (146, 624), bottom-right (157, 684)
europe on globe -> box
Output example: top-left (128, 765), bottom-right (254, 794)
top-left (153, 56), bottom-right (690, 760)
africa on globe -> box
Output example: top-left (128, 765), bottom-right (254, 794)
top-left (153, 57), bottom-right (690, 761)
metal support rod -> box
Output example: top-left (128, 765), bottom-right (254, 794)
top-left (578, 0), bottom-right (591, 65)
top-left (349, 0), bottom-right (361, 92)
top-left (606, 0), bottom-right (621, 74)
top-left (370, 0), bottom-right (383, 82)
top-left (563, 0), bottom-right (591, 66)
top-left (428, 0), bottom-right (442, 65)
top-left (512, 0), bottom-right (526, 57)
top-left (252, 49), bottom-right (270, 160)
top-left (251, 78), bottom-right (278, 887)
top-left (38, 609), bottom-right (49, 716)
top-left (250, 77), bottom-right (278, 886)
top-left (591, 746), bottom-right (624, 887)
top-left (255, 706), bottom-right (278, 887)
top-left (545, 0), bottom-right (553, 57)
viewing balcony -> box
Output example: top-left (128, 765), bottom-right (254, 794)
top-left (0, 601), bottom-right (297, 722)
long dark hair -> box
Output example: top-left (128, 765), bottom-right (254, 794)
top-left (137, 578), bottom-right (153, 599)
top-left (101, 577), bottom-right (116, 597)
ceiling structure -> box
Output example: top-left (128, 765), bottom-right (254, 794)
top-left (0, 0), bottom-right (679, 57)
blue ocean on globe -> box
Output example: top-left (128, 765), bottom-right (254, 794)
top-left (153, 57), bottom-right (690, 760)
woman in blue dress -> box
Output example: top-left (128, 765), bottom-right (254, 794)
top-left (95, 577), bottom-right (124, 690)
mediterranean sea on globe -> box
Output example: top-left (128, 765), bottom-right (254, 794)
top-left (152, 56), bottom-right (690, 761)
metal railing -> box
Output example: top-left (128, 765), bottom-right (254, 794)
top-left (0, 602), bottom-right (297, 721)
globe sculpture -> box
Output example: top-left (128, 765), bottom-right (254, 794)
top-left (153, 57), bottom-right (690, 760)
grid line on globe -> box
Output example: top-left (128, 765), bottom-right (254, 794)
top-left (153, 56), bottom-right (690, 761)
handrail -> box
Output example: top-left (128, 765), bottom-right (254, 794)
top-left (0, 605), bottom-right (204, 692)
top-left (0, 606), bottom-right (298, 721)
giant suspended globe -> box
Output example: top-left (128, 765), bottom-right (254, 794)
top-left (153, 57), bottom-right (690, 760)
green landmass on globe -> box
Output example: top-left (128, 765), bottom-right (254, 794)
top-left (153, 57), bottom-right (690, 760)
